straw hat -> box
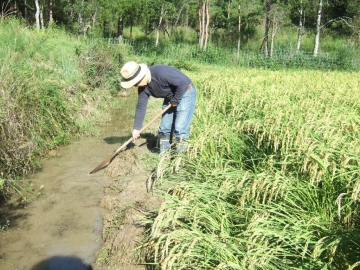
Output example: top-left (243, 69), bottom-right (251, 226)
top-left (120, 61), bottom-right (147, 88)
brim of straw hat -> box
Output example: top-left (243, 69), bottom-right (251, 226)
top-left (120, 64), bottom-right (147, 89)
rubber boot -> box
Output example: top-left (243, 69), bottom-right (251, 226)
top-left (175, 137), bottom-right (187, 154)
top-left (158, 133), bottom-right (171, 155)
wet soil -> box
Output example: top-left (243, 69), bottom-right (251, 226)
top-left (0, 93), bottom-right (162, 270)
top-left (93, 99), bottom-right (164, 270)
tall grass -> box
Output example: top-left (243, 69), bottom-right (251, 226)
top-left (141, 67), bottom-right (360, 269)
top-left (0, 19), bottom-right (130, 198)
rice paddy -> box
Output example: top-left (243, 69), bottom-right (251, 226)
top-left (143, 67), bottom-right (360, 269)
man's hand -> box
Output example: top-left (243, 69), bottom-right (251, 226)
top-left (171, 103), bottom-right (177, 107)
top-left (132, 129), bottom-right (140, 140)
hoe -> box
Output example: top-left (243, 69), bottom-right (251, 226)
top-left (90, 104), bottom-right (171, 174)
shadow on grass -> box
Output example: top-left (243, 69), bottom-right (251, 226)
top-left (30, 255), bottom-right (92, 270)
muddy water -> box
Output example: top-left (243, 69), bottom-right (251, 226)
top-left (0, 96), bottom-right (136, 270)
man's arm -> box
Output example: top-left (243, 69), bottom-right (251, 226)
top-left (133, 88), bottom-right (149, 139)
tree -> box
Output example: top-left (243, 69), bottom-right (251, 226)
top-left (69, 0), bottom-right (98, 36)
top-left (170, 0), bottom-right (192, 27)
top-left (260, 0), bottom-right (271, 57)
top-left (155, 2), bottom-right (165, 47)
top-left (313, 0), bottom-right (323, 56)
top-left (154, 1), bottom-right (175, 47)
top-left (269, 3), bottom-right (287, 56)
top-left (289, 0), bottom-right (308, 53)
top-left (49, 0), bottom-right (53, 23)
top-left (0, 0), bottom-right (17, 19)
top-left (237, 0), bottom-right (242, 59)
top-left (259, 0), bottom-right (289, 57)
top-left (34, 0), bottom-right (43, 30)
top-left (235, 0), bottom-right (262, 51)
top-left (198, 0), bottom-right (210, 50)
top-left (98, 0), bottom-right (135, 40)
top-left (174, 2), bottom-right (185, 27)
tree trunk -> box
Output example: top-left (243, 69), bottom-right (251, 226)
top-left (204, 1), bottom-right (210, 50)
top-left (39, 3), bottom-right (44, 28)
top-left (49, 0), bottom-right (53, 23)
top-left (199, 1), bottom-right (205, 48)
top-left (175, 5), bottom-right (184, 27)
top-left (130, 19), bottom-right (133, 39)
top-left (13, 0), bottom-right (18, 16)
top-left (262, 0), bottom-right (271, 57)
top-left (198, 0), bottom-right (202, 44)
top-left (24, 0), bottom-right (27, 21)
top-left (103, 20), bottom-right (107, 38)
top-left (155, 5), bottom-right (164, 47)
top-left (296, 0), bottom-right (304, 53)
top-left (227, 0), bottom-right (232, 19)
top-left (117, 16), bottom-right (123, 43)
top-left (314, 0), bottom-right (323, 56)
top-left (164, 19), bottom-right (170, 38)
top-left (78, 13), bottom-right (83, 35)
top-left (237, 0), bottom-right (242, 61)
top-left (92, 10), bottom-right (97, 28)
top-left (270, 12), bottom-right (277, 57)
top-left (34, 0), bottom-right (40, 30)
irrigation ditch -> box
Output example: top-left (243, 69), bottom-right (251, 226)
top-left (0, 92), bottom-right (162, 269)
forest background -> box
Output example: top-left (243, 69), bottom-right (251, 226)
top-left (1, 0), bottom-right (360, 70)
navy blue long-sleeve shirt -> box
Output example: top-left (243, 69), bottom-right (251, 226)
top-left (133, 64), bottom-right (192, 130)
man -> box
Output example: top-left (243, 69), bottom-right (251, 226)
top-left (120, 61), bottom-right (197, 154)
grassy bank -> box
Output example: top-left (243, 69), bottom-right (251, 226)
top-left (0, 19), bottom-right (130, 200)
top-left (143, 67), bottom-right (360, 269)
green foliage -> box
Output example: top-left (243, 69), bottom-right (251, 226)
top-left (170, 26), bottom-right (197, 44)
top-left (0, 19), bottom-right (126, 199)
top-left (117, 20), bottom-right (360, 71)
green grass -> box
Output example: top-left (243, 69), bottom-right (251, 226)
top-left (0, 18), bottom-right (128, 199)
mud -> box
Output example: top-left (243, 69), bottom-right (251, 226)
top-left (0, 93), bottom-right (156, 270)
top-left (93, 99), bottom-right (165, 270)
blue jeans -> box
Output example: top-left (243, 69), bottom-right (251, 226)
top-left (159, 87), bottom-right (196, 140)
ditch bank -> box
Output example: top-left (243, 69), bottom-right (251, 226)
top-left (92, 98), bottom-right (164, 270)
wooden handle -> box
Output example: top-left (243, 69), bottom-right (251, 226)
top-left (90, 104), bottom-right (172, 174)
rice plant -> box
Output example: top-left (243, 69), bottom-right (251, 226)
top-left (142, 67), bottom-right (360, 269)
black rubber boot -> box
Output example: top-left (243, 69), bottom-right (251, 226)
top-left (158, 133), bottom-right (171, 155)
top-left (175, 137), bottom-right (187, 154)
